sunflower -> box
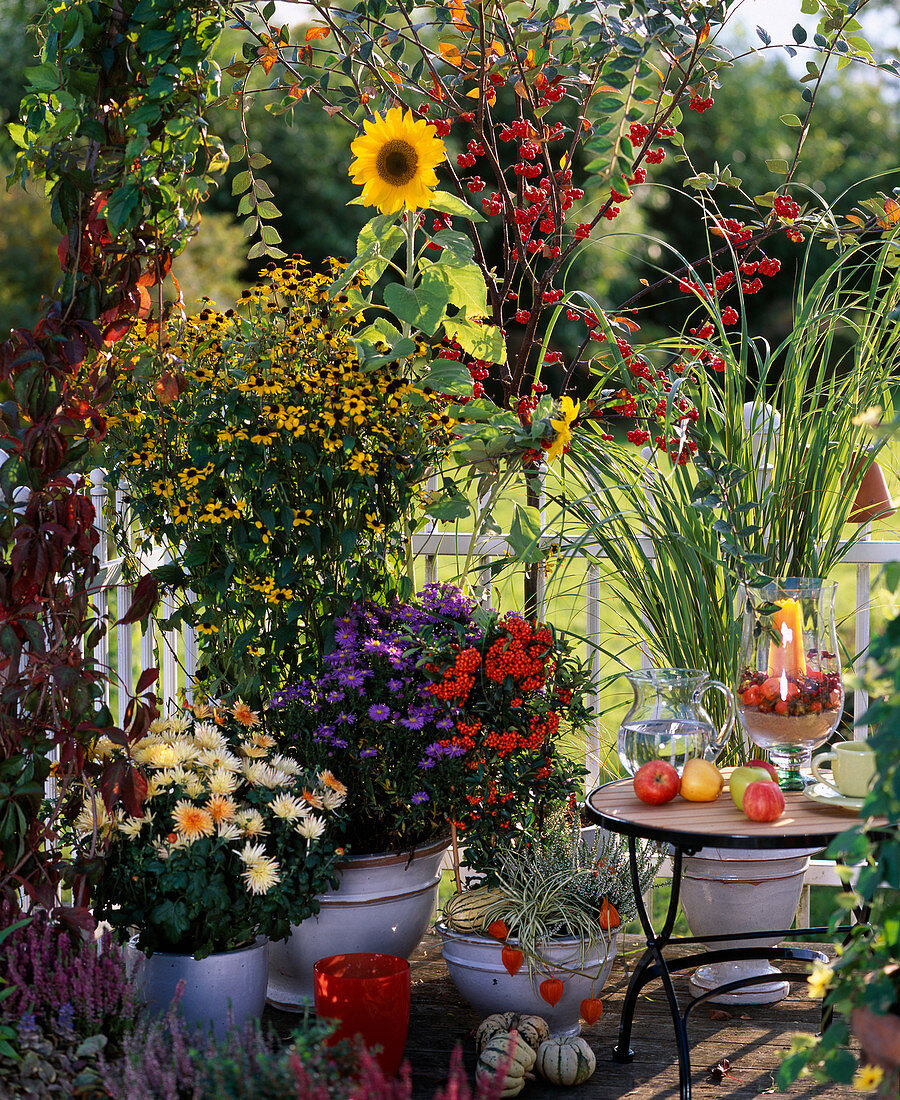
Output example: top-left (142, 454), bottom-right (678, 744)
top-left (349, 106), bottom-right (446, 214)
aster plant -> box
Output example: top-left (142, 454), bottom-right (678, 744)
top-left (267, 583), bottom-right (592, 872)
top-left (86, 703), bottom-right (347, 958)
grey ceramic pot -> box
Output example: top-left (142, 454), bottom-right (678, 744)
top-left (126, 935), bottom-right (269, 1037)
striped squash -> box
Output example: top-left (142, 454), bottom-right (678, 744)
top-left (442, 886), bottom-right (506, 932)
top-left (535, 1035), bottom-right (596, 1086)
top-left (476, 1030), bottom-right (536, 1097)
top-left (476, 1012), bottom-right (550, 1055)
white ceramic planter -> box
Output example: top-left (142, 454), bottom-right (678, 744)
top-left (267, 835), bottom-right (449, 1010)
top-left (679, 846), bottom-right (821, 1005)
top-left (125, 936), bottom-right (268, 1037)
top-left (438, 922), bottom-right (618, 1037)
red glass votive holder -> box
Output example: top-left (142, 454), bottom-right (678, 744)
top-left (313, 952), bottom-right (411, 1077)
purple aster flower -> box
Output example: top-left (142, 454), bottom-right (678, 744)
top-left (436, 716), bottom-right (455, 731)
top-left (411, 791), bottom-right (429, 805)
top-left (360, 747), bottom-right (378, 759)
top-left (417, 757), bottom-right (437, 770)
top-left (325, 689), bottom-right (346, 704)
top-left (338, 667), bottom-right (370, 689)
top-left (368, 703), bottom-right (391, 721)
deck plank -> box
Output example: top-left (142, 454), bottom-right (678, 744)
top-left (265, 932), bottom-right (858, 1098)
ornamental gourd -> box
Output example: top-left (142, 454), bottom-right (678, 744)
top-left (475, 1030), bottom-right (537, 1098)
top-left (442, 886), bottom-right (507, 932)
top-left (476, 1012), bottom-right (550, 1054)
top-left (535, 1035), bottom-right (597, 1086)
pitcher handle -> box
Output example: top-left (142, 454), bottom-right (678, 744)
top-left (696, 680), bottom-right (736, 763)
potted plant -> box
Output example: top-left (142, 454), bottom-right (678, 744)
top-left (83, 701), bottom-right (346, 1035)
top-left (777, 567), bottom-right (900, 1097)
top-left (103, 257), bottom-right (455, 705)
top-left (264, 582), bottom-right (593, 1009)
top-left (438, 803), bottom-right (661, 1036)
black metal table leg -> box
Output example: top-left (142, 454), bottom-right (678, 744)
top-left (614, 840), bottom-right (695, 1099)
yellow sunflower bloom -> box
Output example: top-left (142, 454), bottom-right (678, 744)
top-left (349, 106), bottom-right (446, 214)
top-left (546, 396), bottom-right (580, 462)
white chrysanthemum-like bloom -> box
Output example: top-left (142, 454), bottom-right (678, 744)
top-left (208, 768), bottom-right (240, 796)
top-left (154, 843), bottom-right (170, 860)
top-left (321, 788), bottom-right (347, 812)
top-left (149, 718), bottom-right (173, 735)
top-left (244, 762), bottom-right (284, 789)
top-left (146, 744), bottom-right (180, 768)
top-left (145, 775), bottom-right (169, 800)
top-left (270, 794), bottom-right (305, 821)
top-left (118, 813), bottom-right (151, 838)
top-left (238, 840), bottom-right (268, 865)
top-left (184, 774), bottom-right (206, 799)
top-left (242, 856), bottom-right (280, 895)
top-left (75, 797), bottom-right (111, 837)
top-left (198, 748), bottom-right (242, 773)
top-left (93, 736), bottom-right (117, 759)
top-left (296, 815), bottom-right (326, 840)
top-left (168, 714), bottom-right (192, 734)
top-left (217, 822), bottom-right (242, 841)
top-left (194, 723), bottom-right (227, 750)
top-left (270, 754), bottom-right (301, 776)
top-left (159, 766), bottom-right (187, 788)
top-left (235, 809), bottom-right (267, 837)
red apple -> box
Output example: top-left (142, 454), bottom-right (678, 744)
top-left (747, 758), bottom-right (779, 783)
top-left (742, 780), bottom-right (785, 822)
top-left (633, 760), bottom-right (680, 805)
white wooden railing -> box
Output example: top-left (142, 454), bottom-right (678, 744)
top-left (86, 470), bottom-right (900, 921)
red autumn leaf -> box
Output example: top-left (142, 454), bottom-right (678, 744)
top-left (501, 946), bottom-right (523, 977)
top-left (539, 977), bottom-right (564, 1007)
top-left (116, 573), bottom-right (159, 626)
top-left (487, 919), bottom-right (509, 941)
top-left (135, 666), bottom-right (159, 694)
top-left (580, 997), bottom-right (603, 1025)
top-left (103, 318), bottom-right (133, 346)
top-left (257, 44), bottom-right (279, 74)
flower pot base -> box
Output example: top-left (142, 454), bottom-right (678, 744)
top-left (689, 961), bottom-right (790, 1005)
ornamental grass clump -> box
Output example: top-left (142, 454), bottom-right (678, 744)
top-left (86, 703), bottom-right (347, 958)
top-left (104, 257), bottom-right (456, 703)
top-left (266, 583), bottom-right (592, 869)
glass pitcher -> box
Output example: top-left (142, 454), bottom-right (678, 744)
top-left (617, 668), bottom-right (736, 776)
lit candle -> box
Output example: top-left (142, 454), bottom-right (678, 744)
top-left (767, 598), bottom-right (807, 677)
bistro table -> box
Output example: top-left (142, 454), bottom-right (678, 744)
top-left (584, 775), bottom-right (880, 1100)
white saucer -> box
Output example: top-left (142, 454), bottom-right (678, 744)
top-left (802, 782), bottom-right (865, 813)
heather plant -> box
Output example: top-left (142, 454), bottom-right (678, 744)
top-left (267, 582), bottom-right (592, 870)
top-left (101, 1002), bottom-right (503, 1100)
top-left (0, 901), bottom-right (137, 1043)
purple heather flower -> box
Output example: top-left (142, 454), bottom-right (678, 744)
top-left (411, 792), bottom-right (429, 805)
top-left (368, 703), bottom-right (391, 721)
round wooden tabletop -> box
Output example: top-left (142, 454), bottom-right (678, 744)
top-left (585, 772), bottom-right (889, 851)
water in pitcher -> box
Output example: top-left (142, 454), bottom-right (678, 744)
top-left (617, 718), bottom-right (717, 776)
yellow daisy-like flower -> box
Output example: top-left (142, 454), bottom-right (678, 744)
top-left (349, 106), bottom-right (446, 214)
top-left (546, 396), bottom-right (580, 462)
top-left (146, 744), bottom-right (179, 768)
top-left (208, 767), bottom-right (240, 795)
top-left (852, 1064), bottom-right (885, 1092)
top-left (806, 960), bottom-right (833, 1000)
top-left (171, 801), bottom-right (215, 841)
top-left (242, 856), bottom-right (281, 895)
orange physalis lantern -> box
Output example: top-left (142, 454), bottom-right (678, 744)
top-left (539, 977), bottom-right (564, 1007)
top-left (580, 997), bottom-right (604, 1025)
top-left (502, 946), bottom-right (524, 977)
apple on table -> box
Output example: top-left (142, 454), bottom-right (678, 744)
top-left (633, 760), bottom-right (680, 805)
top-left (729, 765), bottom-right (776, 810)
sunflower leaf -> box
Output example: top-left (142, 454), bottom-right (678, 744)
top-left (383, 281), bottom-right (446, 336)
top-left (424, 190), bottom-right (484, 222)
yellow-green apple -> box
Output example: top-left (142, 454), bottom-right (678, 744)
top-left (746, 758), bottom-right (779, 783)
top-left (633, 760), bottom-right (680, 805)
top-left (679, 758), bottom-right (724, 802)
top-left (742, 780), bottom-right (785, 822)
top-left (729, 765), bottom-right (774, 810)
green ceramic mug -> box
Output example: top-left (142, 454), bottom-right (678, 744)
top-left (811, 741), bottom-right (876, 799)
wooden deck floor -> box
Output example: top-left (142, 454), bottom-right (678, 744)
top-left (267, 932), bottom-right (857, 1098)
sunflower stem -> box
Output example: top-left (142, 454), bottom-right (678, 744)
top-left (402, 208), bottom-right (417, 340)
